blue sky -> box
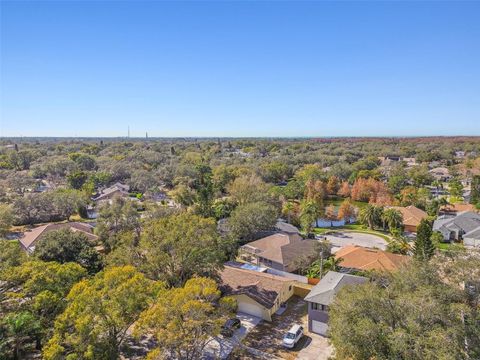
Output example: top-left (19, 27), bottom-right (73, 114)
top-left (1, 1), bottom-right (479, 137)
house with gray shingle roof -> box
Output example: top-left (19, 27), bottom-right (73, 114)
top-left (92, 182), bottom-right (130, 202)
top-left (305, 271), bottom-right (368, 336)
top-left (433, 211), bottom-right (480, 248)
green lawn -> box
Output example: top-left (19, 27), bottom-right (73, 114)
top-left (436, 242), bottom-right (465, 251)
top-left (325, 198), bottom-right (368, 209)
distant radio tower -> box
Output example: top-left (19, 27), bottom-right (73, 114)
top-left (128, 126), bottom-right (130, 138)
top-left (146, 132), bottom-right (148, 139)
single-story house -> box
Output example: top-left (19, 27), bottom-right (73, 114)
top-left (239, 233), bottom-right (317, 273)
top-left (433, 211), bottom-right (480, 247)
top-left (463, 227), bottom-right (480, 248)
top-left (455, 151), bottom-right (466, 159)
top-left (388, 205), bottom-right (428, 233)
top-left (92, 182), bottom-right (130, 202)
top-left (219, 265), bottom-right (295, 321)
top-left (19, 222), bottom-right (98, 253)
top-left (305, 271), bottom-right (368, 336)
top-left (335, 245), bottom-right (409, 272)
top-left (429, 167), bottom-right (452, 182)
top-left (402, 157), bottom-right (417, 167)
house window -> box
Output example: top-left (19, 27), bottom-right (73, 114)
top-left (311, 303), bottom-right (327, 311)
top-left (289, 285), bottom-right (292, 291)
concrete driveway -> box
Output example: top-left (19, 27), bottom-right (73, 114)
top-left (241, 296), bottom-right (333, 360)
top-left (322, 231), bottom-right (388, 251)
top-left (203, 313), bottom-right (261, 359)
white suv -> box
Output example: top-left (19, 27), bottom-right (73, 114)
top-left (282, 324), bottom-right (304, 349)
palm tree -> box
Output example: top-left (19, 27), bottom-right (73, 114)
top-left (382, 208), bottom-right (403, 233)
top-left (360, 204), bottom-right (382, 230)
top-left (306, 256), bottom-right (343, 278)
top-left (387, 232), bottom-right (411, 255)
top-left (300, 200), bottom-right (319, 234)
top-left (4, 311), bottom-right (41, 360)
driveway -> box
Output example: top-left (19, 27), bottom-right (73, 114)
top-left (204, 313), bottom-right (261, 359)
top-left (322, 231), bottom-right (388, 251)
top-left (240, 296), bottom-right (333, 360)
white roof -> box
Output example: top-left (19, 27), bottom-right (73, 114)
top-left (287, 324), bottom-right (302, 333)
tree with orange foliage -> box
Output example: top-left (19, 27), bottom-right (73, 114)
top-left (327, 176), bottom-right (340, 196)
top-left (305, 179), bottom-right (326, 214)
top-left (337, 181), bottom-right (351, 198)
top-left (400, 186), bottom-right (418, 206)
top-left (351, 177), bottom-right (392, 205)
top-left (338, 198), bottom-right (355, 224)
top-left (325, 205), bottom-right (337, 227)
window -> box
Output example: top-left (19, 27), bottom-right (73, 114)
top-left (311, 303), bottom-right (327, 311)
top-left (289, 285), bottom-right (292, 291)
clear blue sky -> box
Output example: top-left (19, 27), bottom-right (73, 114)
top-left (1, 1), bottom-right (479, 137)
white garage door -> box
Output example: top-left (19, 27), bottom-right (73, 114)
top-left (238, 301), bottom-right (264, 319)
top-left (311, 320), bottom-right (328, 336)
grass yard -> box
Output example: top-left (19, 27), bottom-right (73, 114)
top-left (436, 242), bottom-right (465, 252)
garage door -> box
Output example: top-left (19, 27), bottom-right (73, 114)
top-left (311, 320), bottom-right (328, 336)
top-left (238, 301), bottom-right (264, 319)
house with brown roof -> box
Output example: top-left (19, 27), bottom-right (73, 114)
top-left (19, 222), bottom-right (98, 253)
top-left (335, 245), bottom-right (409, 272)
top-left (219, 264), bottom-right (295, 321)
top-left (239, 233), bottom-right (317, 273)
top-left (388, 205), bottom-right (428, 233)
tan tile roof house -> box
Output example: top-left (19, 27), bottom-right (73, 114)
top-left (240, 233), bottom-right (317, 273)
top-left (19, 222), bottom-right (98, 253)
top-left (335, 245), bottom-right (409, 272)
top-left (388, 205), bottom-right (428, 233)
top-left (219, 265), bottom-right (294, 321)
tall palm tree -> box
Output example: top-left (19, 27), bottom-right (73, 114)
top-left (359, 204), bottom-right (376, 230)
top-left (382, 208), bottom-right (403, 233)
top-left (300, 200), bottom-right (319, 233)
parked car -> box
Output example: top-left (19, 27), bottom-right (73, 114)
top-left (283, 324), bottom-right (304, 349)
top-left (221, 318), bottom-right (241, 337)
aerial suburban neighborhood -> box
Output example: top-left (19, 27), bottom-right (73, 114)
top-left (1, 1), bottom-right (480, 359)
top-left (1, 136), bottom-right (479, 359)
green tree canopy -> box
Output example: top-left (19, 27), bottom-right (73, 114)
top-left (43, 266), bottom-right (161, 360)
top-left (137, 213), bottom-right (226, 286)
top-left (0, 261), bottom-right (87, 354)
top-left (34, 229), bottom-right (103, 274)
top-left (413, 219), bottom-right (435, 261)
top-left (227, 201), bottom-right (277, 242)
top-left (329, 254), bottom-right (480, 360)
top-left (135, 277), bottom-right (236, 360)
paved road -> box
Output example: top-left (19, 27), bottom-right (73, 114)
top-left (203, 313), bottom-right (261, 359)
top-left (321, 231), bottom-right (388, 251)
